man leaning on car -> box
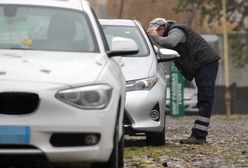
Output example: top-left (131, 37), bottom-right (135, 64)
top-left (147, 18), bottom-right (220, 145)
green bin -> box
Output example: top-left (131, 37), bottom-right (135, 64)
top-left (169, 63), bottom-right (184, 116)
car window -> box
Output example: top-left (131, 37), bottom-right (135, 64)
top-left (0, 5), bottom-right (99, 52)
top-left (101, 25), bottom-right (149, 57)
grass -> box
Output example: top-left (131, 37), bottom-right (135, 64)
top-left (124, 137), bottom-right (248, 167)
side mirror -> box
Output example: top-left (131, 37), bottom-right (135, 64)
top-left (108, 37), bottom-right (139, 57)
top-left (157, 48), bottom-right (180, 62)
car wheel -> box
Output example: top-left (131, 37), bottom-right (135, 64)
top-left (146, 129), bottom-right (165, 146)
top-left (145, 114), bottom-right (166, 146)
top-left (91, 123), bottom-right (124, 168)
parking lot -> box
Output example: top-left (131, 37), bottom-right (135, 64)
top-left (124, 115), bottom-right (248, 168)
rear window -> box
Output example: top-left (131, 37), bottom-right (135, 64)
top-left (0, 5), bottom-right (99, 52)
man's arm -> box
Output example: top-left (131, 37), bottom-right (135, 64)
top-left (153, 28), bottom-right (186, 49)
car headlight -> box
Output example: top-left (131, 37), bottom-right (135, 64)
top-left (56, 84), bottom-right (113, 109)
top-left (126, 76), bottom-right (158, 92)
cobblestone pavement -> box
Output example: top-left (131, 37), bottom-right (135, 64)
top-left (124, 115), bottom-right (248, 168)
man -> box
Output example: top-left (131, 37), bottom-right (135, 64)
top-left (147, 18), bottom-right (220, 144)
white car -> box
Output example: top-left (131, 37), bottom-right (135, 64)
top-left (100, 19), bottom-right (179, 146)
top-left (0, 1), bottom-right (138, 167)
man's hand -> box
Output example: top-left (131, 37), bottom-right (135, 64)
top-left (147, 27), bottom-right (158, 37)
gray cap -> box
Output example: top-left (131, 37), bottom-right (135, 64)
top-left (149, 18), bottom-right (167, 29)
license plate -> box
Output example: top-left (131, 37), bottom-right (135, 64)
top-left (0, 126), bottom-right (30, 144)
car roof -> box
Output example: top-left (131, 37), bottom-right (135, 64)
top-left (99, 19), bottom-right (137, 27)
top-left (0, 0), bottom-right (89, 10)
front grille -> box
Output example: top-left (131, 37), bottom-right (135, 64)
top-left (0, 144), bottom-right (38, 149)
top-left (0, 155), bottom-right (48, 165)
top-left (0, 92), bottom-right (39, 115)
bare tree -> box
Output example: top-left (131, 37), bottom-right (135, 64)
top-left (174, 0), bottom-right (248, 31)
top-left (119, 0), bottom-right (124, 19)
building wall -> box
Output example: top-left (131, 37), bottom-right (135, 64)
top-left (106, 0), bottom-right (229, 33)
top-left (107, 0), bottom-right (236, 33)
top-left (88, 0), bottom-right (107, 18)
top-left (90, 0), bottom-right (234, 33)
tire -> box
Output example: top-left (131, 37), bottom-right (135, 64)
top-left (146, 113), bottom-right (166, 146)
top-left (91, 123), bottom-right (124, 168)
top-left (146, 129), bottom-right (165, 146)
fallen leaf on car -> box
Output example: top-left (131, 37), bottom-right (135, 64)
top-left (0, 71), bottom-right (6, 75)
top-left (21, 39), bottom-right (33, 47)
top-left (40, 69), bottom-right (51, 74)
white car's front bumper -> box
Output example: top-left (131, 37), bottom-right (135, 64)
top-left (0, 81), bottom-right (119, 163)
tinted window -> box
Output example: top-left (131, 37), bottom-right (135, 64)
top-left (0, 5), bottom-right (99, 52)
top-left (102, 25), bottom-right (149, 57)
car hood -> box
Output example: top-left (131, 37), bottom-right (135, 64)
top-left (121, 56), bottom-right (153, 81)
top-left (0, 50), bottom-right (107, 85)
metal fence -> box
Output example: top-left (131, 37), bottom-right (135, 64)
top-left (213, 85), bottom-right (248, 114)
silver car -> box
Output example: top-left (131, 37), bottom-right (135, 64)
top-left (0, 1), bottom-right (138, 167)
top-left (166, 76), bottom-right (198, 114)
top-left (100, 19), bottom-right (179, 146)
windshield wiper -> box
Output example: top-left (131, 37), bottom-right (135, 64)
top-left (10, 47), bottom-right (32, 50)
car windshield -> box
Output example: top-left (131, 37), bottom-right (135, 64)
top-left (0, 5), bottom-right (99, 52)
top-left (102, 25), bottom-right (149, 57)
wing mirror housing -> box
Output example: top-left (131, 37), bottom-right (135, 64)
top-left (108, 37), bottom-right (139, 57)
top-left (154, 46), bottom-right (180, 62)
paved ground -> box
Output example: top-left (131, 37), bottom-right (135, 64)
top-left (124, 114), bottom-right (248, 168)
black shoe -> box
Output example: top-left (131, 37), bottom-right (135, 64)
top-left (180, 136), bottom-right (207, 144)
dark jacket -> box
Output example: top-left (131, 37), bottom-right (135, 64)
top-left (155, 23), bottom-right (220, 81)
